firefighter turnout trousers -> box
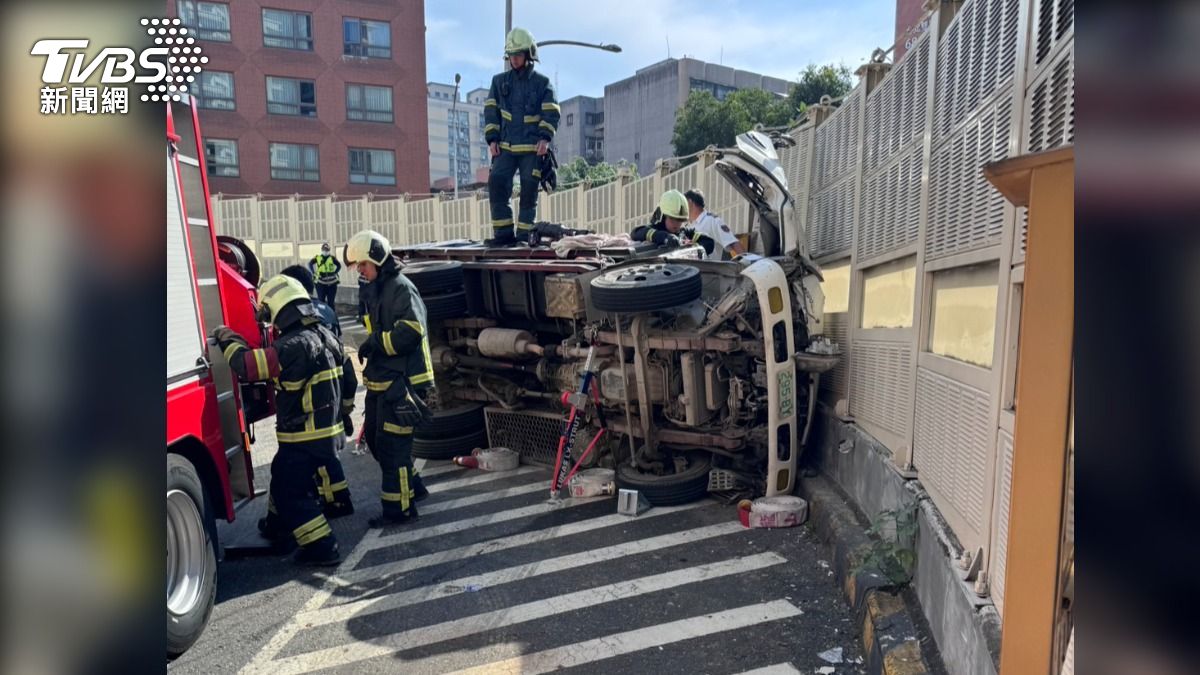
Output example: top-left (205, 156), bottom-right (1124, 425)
top-left (488, 152), bottom-right (542, 236)
top-left (315, 453), bottom-right (354, 518)
top-left (263, 439), bottom-right (340, 553)
top-left (363, 383), bottom-right (427, 518)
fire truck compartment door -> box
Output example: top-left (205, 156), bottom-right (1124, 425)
top-left (167, 156), bottom-right (205, 382)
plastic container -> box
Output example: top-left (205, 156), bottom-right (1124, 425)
top-left (747, 496), bottom-right (808, 528)
top-left (473, 447), bottom-right (520, 472)
top-left (569, 468), bottom-right (616, 498)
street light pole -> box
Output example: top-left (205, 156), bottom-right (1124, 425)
top-left (536, 40), bottom-right (622, 53)
top-left (451, 72), bottom-right (461, 200)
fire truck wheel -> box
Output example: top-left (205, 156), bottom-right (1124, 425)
top-left (401, 261), bottom-right (465, 295)
top-left (616, 450), bottom-right (712, 506)
top-left (590, 263), bottom-right (702, 313)
top-left (413, 428), bottom-right (489, 460)
top-left (415, 403), bottom-right (486, 440)
top-left (423, 290), bottom-right (469, 321)
top-left (167, 454), bottom-right (218, 660)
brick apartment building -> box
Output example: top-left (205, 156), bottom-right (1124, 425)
top-left (167, 0), bottom-right (429, 196)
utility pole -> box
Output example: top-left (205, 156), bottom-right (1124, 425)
top-left (451, 73), bottom-right (461, 199)
top-left (504, 0), bottom-right (513, 72)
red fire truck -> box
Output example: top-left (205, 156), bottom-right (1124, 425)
top-left (166, 96), bottom-right (272, 658)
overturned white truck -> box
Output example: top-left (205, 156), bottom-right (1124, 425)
top-left (393, 131), bottom-right (839, 504)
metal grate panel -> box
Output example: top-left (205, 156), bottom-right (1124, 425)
top-left (406, 197), bottom-right (437, 245)
top-left (991, 428), bottom-right (1015, 616)
top-left (849, 341), bottom-right (914, 439)
top-left (213, 197), bottom-right (254, 239)
top-left (860, 145), bottom-right (922, 261)
top-left (484, 407), bottom-right (566, 467)
top-left (1034, 0), bottom-right (1074, 68)
top-left (866, 35), bottom-right (930, 173)
top-left (927, 93), bottom-right (1013, 260)
top-left (334, 199), bottom-right (365, 247)
top-left (820, 313), bottom-right (851, 400)
top-left (296, 199), bottom-right (328, 242)
top-left (623, 174), bottom-right (656, 231)
top-left (934, 0), bottom-right (1020, 143)
top-left (913, 367), bottom-right (992, 550)
top-left (813, 88), bottom-right (863, 191)
top-left (586, 181), bottom-right (618, 234)
top-left (258, 199), bottom-right (291, 241)
top-left (809, 175), bottom-right (856, 259)
top-left (1025, 44), bottom-right (1075, 154)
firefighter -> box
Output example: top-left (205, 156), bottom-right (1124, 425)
top-left (281, 264), bottom-right (357, 519)
top-left (484, 27), bottom-right (560, 246)
top-left (211, 274), bottom-right (355, 566)
top-left (684, 189), bottom-right (747, 261)
top-left (631, 189), bottom-right (694, 247)
top-left (343, 230), bottom-right (433, 527)
top-left (307, 242), bottom-right (341, 308)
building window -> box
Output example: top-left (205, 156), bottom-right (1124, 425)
top-left (177, 1), bottom-right (231, 42)
top-left (204, 139), bottom-right (239, 177)
top-left (346, 84), bottom-right (393, 122)
top-left (343, 18), bottom-right (391, 59)
top-left (269, 142), bottom-right (319, 181)
top-left (266, 77), bottom-right (317, 117)
top-left (565, 113), bottom-right (574, 126)
top-left (585, 112), bottom-right (603, 125)
top-left (585, 136), bottom-right (603, 154)
top-left (689, 78), bottom-right (736, 101)
top-left (262, 9), bottom-right (313, 50)
top-left (195, 71), bottom-right (235, 110)
top-left (820, 262), bottom-right (851, 314)
top-left (861, 257), bottom-right (916, 329)
top-left (349, 148), bottom-right (396, 185)
top-left (928, 262), bottom-right (999, 368)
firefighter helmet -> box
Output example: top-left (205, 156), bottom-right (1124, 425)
top-left (257, 274), bottom-right (311, 325)
top-left (659, 189), bottom-right (689, 221)
top-left (504, 27), bottom-right (538, 61)
top-left (344, 230), bottom-right (391, 267)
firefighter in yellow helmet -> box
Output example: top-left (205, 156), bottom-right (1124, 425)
top-left (344, 230), bottom-right (434, 527)
top-left (484, 27), bottom-right (560, 246)
top-left (631, 189), bottom-right (695, 247)
top-left (210, 274), bottom-right (356, 566)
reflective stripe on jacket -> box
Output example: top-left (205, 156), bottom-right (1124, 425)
top-left (484, 64), bottom-right (559, 152)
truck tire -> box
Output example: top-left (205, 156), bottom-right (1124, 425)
top-left (423, 290), bottom-right (468, 320)
top-left (416, 403), bottom-right (486, 440)
top-left (402, 261), bottom-right (464, 296)
top-left (167, 454), bottom-right (218, 660)
top-left (413, 428), bottom-right (489, 460)
top-left (590, 263), bottom-right (701, 313)
top-left (616, 450), bottom-right (713, 506)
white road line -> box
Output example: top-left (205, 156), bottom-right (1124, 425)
top-left (419, 481), bottom-right (547, 516)
top-left (417, 465), bottom-right (541, 493)
top-left (247, 553), bottom-right (788, 675)
top-left (362, 495), bottom-right (609, 553)
top-left (734, 664), bottom-right (804, 675)
top-left (450, 600), bottom-right (804, 675)
top-left (301, 521), bottom-right (747, 627)
top-left (412, 461), bottom-right (464, 478)
top-left (330, 501), bottom-right (710, 587)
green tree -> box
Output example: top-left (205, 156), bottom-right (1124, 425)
top-left (785, 63), bottom-right (854, 112)
top-left (555, 157), bottom-right (635, 190)
top-left (671, 90), bottom-right (741, 157)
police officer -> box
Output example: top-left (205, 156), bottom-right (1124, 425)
top-left (631, 189), bottom-right (694, 247)
top-left (308, 242), bottom-right (341, 307)
top-left (281, 264), bottom-right (357, 519)
top-left (684, 189), bottom-right (747, 261)
top-left (343, 230), bottom-right (433, 527)
top-left (484, 28), bottom-right (560, 246)
top-left (211, 274), bottom-right (355, 565)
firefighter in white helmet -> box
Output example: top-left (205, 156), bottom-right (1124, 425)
top-left (210, 274), bottom-right (355, 565)
top-left (631, 189), bottom-right (695, 247)
top-left (343, 230), bottom-right (434, 527)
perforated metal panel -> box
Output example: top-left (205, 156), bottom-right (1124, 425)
top-left (866, 36), bottom-right (930, 173)
top-left (662, 162), bottom-right (701, 195)
top-left (860, 145), bottom-right (923, 262)
top-left (991, 428), bottom-right (1015, 616)
top-left (1026, 44), bottom-right (1075, 154)
top-left (1033, 0), bottom-right (1074, 69)
top-left (213, 197), bottom-right (254, 239)
top-left (623, 175), bottom-right (656, 231)
top-left (849, 341), bottom-right (914, 438)
top-left (813, 89), bottom-right (863, 191)
top-left (484, 407), bottom-right (565, 466)
top-left (780, 125), bottom-right (812, 202)
top-left (927, 93), bottom-right (1013, 260)
top-left (933, 0), bottom-right (1020, 142)
top-left (296, 199), bottom-right (328, 242)
top-left (334, 199), bottom-right (365, 246)
top-left (809, 175), bottom-right (856, 259)
top-left (821, 313), bottom-right (851, 399)
top-left (913, 367), bottom-right (992, 549)
top-left (586, 181), bottom-right (618, 234)
top-left (258, 199), bottom-right (291, 241)
top-left (406, 197), bottom-right (437, 245)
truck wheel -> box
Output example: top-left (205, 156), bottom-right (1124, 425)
top-left (413, 428), bottom-right (489, 460)
top-left (415, 403), bottom-right (486, 440)
top-left (402, 261), bottom-right (464, 296)
top-left (616, 450), bottom-right (712, 505)
top-left (423, 290), bottom-right (468, 320)
top-left (167, 454), bottom-right (218, 659)
top-left (590, 263), bottom-right (702, 313)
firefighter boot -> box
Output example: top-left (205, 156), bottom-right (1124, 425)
top-left (294, 539), bottom-right (341, 567)
top-left (485, 226), bottom-right (517, 247)
top-left (368, 503), bottom-right (419, 529)
top-left (514, 227), bottom-right (531, 245)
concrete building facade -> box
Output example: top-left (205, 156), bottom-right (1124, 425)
top-left (427, 84), bottom-right (491, 192)
top-left (604, 58), bottom-right (790, 175)
top-left (554, 95), bottom-right (605, 165)
top-left (169, 0), bottom-right (430, 196)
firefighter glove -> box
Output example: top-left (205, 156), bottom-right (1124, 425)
top-left (210, 325), bottom-right (246, 347)
top-left (652, 231), bottom-right (681, 247)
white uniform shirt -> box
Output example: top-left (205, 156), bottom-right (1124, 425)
top-left (690, 211), bottom-right (740, 260)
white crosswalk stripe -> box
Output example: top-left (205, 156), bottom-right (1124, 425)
top-left (414, 464), bottom-right (540, 492)
top-left (734, 663), bottom-right (804, 675)
top-left (417, 480), bottom-right (546, 516)
top-left (248, 553), bottom-right (788, 675)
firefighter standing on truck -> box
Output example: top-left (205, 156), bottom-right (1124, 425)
top-left (308, 242), bottom-right (341, 308)
top-left (210, 274), bottom-right (356, 566)
top-left (484, 27), bottom-right (560, 247)
top-left (344, 230), bottom-right (433, 527)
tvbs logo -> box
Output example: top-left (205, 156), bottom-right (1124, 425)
top-left (31, 18), bottom-right (206, 114)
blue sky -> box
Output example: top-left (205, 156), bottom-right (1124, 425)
top-left (425, 0), bottom-right (898, 99)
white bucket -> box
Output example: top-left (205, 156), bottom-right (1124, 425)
top-left (569, 468), bottom-right (616, 498)
top-left (472, 447), bottom-right (520, 472)
top-left (748, 496), bottom-right (808, 528)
